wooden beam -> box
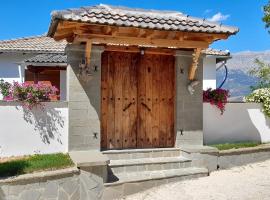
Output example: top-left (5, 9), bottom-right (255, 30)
top-left (75, 34), bottom-right (209, 49)
top-left (58, 21), bottom-right (230, 42)
top-left (104, 45), bottom-right (176, 55)
top-left (188, 48), bottom-right (202, 80)
top-left (85, 40), bottom-right (92, 67)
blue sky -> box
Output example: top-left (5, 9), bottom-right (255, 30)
top-left (0, 0), bottom-right (269, 53)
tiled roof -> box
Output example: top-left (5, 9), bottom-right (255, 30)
top-left (202, 48), bottom-right (230, 56)
top-left (25, 53), bottom-right (67, 64)
top-left (0, 36), bottom-right (66, 53)
top-left (48, 4), bottom-right (239, 36)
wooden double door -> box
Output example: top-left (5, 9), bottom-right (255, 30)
top-left (101, 51), bottom-right (175, 150)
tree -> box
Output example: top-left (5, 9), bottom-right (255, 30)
top-left (263, 1), bottom-right (270, 33)
top-left (249, 59), bottom-right (270, 90)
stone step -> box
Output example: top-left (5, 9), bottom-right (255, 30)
top-left (109, 156), bottom-right (191, 174)
top-left (102, 167), bottom-right (208, 199)
top-left (102, 148), bottom-right (181, 160)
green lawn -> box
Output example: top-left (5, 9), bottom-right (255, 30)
top-left (211, 142), bottom-right (261, 151)
top-left (0, 153), bottom-right (74, 178)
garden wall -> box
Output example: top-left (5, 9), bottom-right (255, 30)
top-left (0, 101), bottom-right (68, 157)
top-left (203, 102), bottom-right (270, 144)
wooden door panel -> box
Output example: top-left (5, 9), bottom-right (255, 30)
top-left (122, 53), bottom-right (138, 148)
top-left (101, 51), bottom-right (175, 150)
top-left (101, 51), bottom-right (139, 149)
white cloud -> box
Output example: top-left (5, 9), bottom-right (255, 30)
top-left (207, 12), bottom-right (230, 22)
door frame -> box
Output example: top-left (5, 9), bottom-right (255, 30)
top-left (100, 47), bottom-right (176, 150)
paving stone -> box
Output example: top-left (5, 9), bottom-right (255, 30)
top-left (60, 178), bottom-right (78, 196)
top-left (42, 182), bottom-right (58, 198)
top-left (70, 187), bottom-right (80, 200)
top-left (8, 185), bottom-right (25, 196)
top-left (20, 190), bottom-right (41, 200)
top-left (58, 189), bottom-right (69, 200)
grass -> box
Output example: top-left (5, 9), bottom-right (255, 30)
top-left (0, 153), bottom-right (74, 178)
top-left (211, 142), bottom-right (261, 151)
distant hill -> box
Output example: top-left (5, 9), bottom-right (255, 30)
top-left (216, 50), bottom-right (270, 97)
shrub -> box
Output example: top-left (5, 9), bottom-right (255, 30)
top-left (0, 81), bottom-right (58, 109)
top-left (245, 88), bottom-right (270, 118)
top-left (0, 79), bottom-right (11, 97)
top-left (203, 88), bottom-right (230, 114)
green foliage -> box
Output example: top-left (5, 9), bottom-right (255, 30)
top-left (245, 88), bottom-right (270, 117)
top-left (0, 79), bottom-right (11, 97)
top-left (211, 142), bottom-right (260, 151)
top-left (263, 1), bottom-right (270, 33)
top-left (248, 59), bottom-right (270, 91)
top-left (0, 153), bottom-right (74, 178)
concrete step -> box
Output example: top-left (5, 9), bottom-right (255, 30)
top-left (102, 167), bottom-right (208, 199)
top-left (102, 148), bottom-right (181, 160)
top-left (109, 156), bottom-right (191, 174)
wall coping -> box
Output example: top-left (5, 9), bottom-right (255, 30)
top-left (218, 144), bottom-right (270, 156)
top-left (0, 100), bottom-right (68, 107)
top-left (0, 167), bottom-right (79, 185)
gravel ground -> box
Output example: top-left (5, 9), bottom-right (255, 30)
top-left (122, 160), bottom-right (270, 200)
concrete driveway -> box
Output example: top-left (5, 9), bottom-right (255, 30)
top-left (122, 160), bottom-right (270, 200)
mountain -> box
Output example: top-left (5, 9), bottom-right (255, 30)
top-left (216, 50), bottom-right (270, 97)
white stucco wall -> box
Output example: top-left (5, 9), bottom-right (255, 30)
top-left (0, 52), bottom-right (35, 83)
top-left (203, 103), bottom-right (270, 144)
top-left (203, 56), bottom-right (216, 90)
top-left (0, 101), bottom-right (68, 157)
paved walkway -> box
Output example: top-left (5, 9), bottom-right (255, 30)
top-left (122, 160), bottom-right (270, 200)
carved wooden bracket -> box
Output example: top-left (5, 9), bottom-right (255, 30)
top-left (85, 40), bottom-right (92, 67)
top-left (188, 48), bottom-right (202, 80)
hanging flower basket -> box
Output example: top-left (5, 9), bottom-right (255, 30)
top-left (203, 88), bottom-right (230, 114)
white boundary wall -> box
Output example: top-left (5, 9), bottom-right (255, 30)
top-left (203, 103), bottom-right (270, 144)
top-left (203, 56), bottom-right (216, 90)
top-left (0, 101), bottom-right (68, 157)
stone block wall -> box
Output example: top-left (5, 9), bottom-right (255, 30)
top-left (175, 51), bottom-right (204, 146)
top-left (0, 166), bottom-right (107, 200)
top-left (66, 44), bottom-right (104, 151)
top-left (66, 46), bottom-right (204, 151)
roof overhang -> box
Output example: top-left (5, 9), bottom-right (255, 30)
top-left (47, 5), bottom-right (239, 80)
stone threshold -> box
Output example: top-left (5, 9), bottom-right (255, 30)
top-left (109, 156), bottom-right (190, 167)
top-left (105, 167), bottom-right (208, 186)
top-left (102, 147), bottom-right (181, 154)
top-left (69, 150), bottom-right (110, 167)
top-left (0, 167), bottom-right (79, 184)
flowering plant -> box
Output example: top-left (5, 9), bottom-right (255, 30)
top-left (0, 81), bottom-right (58, 109)
top-left (245, 88), bottom-right (270, 118)
top-left (203, 88), bottom-right (230, 114)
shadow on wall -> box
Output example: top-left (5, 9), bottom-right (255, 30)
top-left (19, 105), bottom-right (64, 145)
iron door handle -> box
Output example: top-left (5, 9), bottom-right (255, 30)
top-left (123, 102), bottom-right (135, 112)
top-left (141, 102), bottom-right (151, 111)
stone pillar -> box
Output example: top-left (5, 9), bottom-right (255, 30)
top-left (175, 51), bottom-right (204, 146)
top-left (66, 44), bottom-right (104, 151)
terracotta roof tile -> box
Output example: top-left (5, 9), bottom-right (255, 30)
top-left (0, 35), bottom-right (66, 53)
top-left (48, 4), bottom-right (239, 36)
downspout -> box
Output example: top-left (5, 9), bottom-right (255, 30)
top-left (216, 60), bottom-right (228, 89)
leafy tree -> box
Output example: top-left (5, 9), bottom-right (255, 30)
top-left (249, 59), bottom-right (270, 90)
top-left (263, 1), bottom-right (270, 33)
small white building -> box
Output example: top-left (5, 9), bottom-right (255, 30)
top-left (0, 36), bottom-right (67, 100)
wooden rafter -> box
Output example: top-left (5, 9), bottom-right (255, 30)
top-left (85, 40), bottom-right (92, 67)
top-left (54, 21), bottom-right (229, 43)
top-left (188, 48), bottom-right (202, 80)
